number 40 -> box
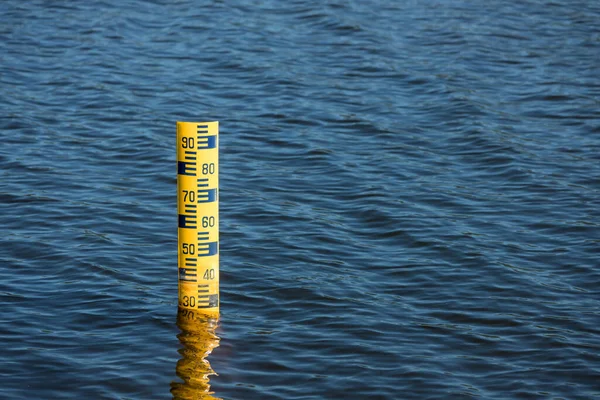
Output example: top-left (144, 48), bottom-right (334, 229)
top-left (203, 269), bottom-right (215, 280)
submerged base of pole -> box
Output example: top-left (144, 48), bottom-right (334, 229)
top-left (172, 307), bottom-right (220, 398)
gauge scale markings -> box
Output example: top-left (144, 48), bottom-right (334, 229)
top-left (177, 121), bottom-right (219, 312)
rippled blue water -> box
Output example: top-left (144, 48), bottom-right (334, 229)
top-left (1, 0), bottom-right (600, 398)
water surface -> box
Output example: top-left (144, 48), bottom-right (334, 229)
top-left (1, 0), bottom-right (600, 398)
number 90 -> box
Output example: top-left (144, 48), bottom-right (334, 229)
top-left (182, 137), bottom-right (194, 149)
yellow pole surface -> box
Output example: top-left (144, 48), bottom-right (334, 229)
top-left (177, 121), bottom-right (219, 315)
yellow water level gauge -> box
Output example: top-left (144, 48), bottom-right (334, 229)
top-left (177, 121), bottom-right (219, 314)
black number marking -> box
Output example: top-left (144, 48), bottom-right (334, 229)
top-left (183, 190), bottom-right (195, 203)
top-left (182, 137), bottom-right (195, 149)
top-left (202, 163), bottom-right (215, 175)
top-left (182, 243), bottom-right (195, 255)
top-left (203, 269), bottom-right (215, 280)
top-left (202, 216), bottom-right (215, 228)
top-left (179, 309), bottom-right (195, 320)
top-left (181, 296), bottom-right (196, 307)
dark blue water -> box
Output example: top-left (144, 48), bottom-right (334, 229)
top-left (1, 0), bottom-right (600, 398)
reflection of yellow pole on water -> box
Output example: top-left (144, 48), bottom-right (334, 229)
top-left (171, 307), bottom-right (221, 400)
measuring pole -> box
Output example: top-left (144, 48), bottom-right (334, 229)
top-left (177, 121), bottom-right (219, 314)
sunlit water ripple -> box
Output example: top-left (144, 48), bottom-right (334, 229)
top-left (1, 0), bottom-right (599, 398)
